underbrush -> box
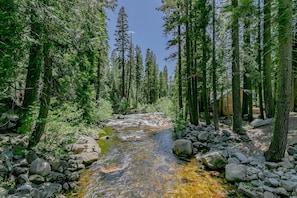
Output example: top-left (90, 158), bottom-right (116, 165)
top-left (141, 97), bottom-right (175, 117)
top-left (34, 98), bottom-right (113, 158)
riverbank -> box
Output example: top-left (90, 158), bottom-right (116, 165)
top-left (173, 112), bottom-right (297, 197)
top-left (1, 112), bottom-right (297, 197)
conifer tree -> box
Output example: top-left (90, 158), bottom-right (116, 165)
top-left (264, 0), bottom-right (292, 161)
top-left (114, 6), bottom-right (130, 99)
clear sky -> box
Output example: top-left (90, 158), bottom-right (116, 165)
top-left (106, 0), bottom-right (176, 76)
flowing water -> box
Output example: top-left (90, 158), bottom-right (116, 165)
top-left (77, 113), bottom-right (228, 198)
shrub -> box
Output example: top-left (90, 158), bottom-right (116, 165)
top-left (145, 97), bottom-right (175, 117)
top-left (90, 98), bottom-right (113, 122)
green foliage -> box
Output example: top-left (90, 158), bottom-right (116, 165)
top-left (116, 98), bottom-right (130, 114)
top-left (173, 117), bottom-right (188, 132)
top-left (51, 102), bottom-right (84, 125)
top-left (0, 175), bottom-right (15, 189)
top-left (144, 97), bottom-right (175, 117)
top-left (90, 98), bottom-right (113, 122)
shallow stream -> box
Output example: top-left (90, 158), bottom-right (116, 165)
top-left (77, 113), bottom-right (228, 198)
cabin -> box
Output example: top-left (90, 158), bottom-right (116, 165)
top-left (210, 88), bottom-right (258, 116)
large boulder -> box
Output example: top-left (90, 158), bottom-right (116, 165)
top-left (201, 151), bottom-right (226, 169)
top-left (72, 152), bottom-right (99, 165)
top-left (29, 158), bottom-right (51, 176)
top-left (172, 139), bottom-right (193, 158)
top-left (225, 163), bottom-right (247, 182)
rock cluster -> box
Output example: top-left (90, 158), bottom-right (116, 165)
top-left (0, 134), bottom-right (101, 198)
top-left (173, 124), bottom-right (297, 198)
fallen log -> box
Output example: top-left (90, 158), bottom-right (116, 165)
top-left (251, 118), bottom-right (274, 128)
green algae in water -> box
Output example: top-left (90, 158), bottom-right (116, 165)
top-left (98, 126), bottom-right (115, 154)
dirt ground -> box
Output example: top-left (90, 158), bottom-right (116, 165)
top-left (240, 112), bottom-right (297, 155)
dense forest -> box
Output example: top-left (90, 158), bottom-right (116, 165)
top-left (0, 0), bottom-right (296, 165)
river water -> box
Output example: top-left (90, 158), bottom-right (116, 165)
top-left (78, 113), bottom-right (228, 198)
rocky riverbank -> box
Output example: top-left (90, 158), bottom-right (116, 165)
top-left (0, 133), bottom-right (101, 198)
top-left (173, 123), bottom-right (297, 198)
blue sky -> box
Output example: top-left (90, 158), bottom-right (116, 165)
top-left (106, 0), bottom-right (176, 76)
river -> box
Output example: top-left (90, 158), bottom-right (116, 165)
top-left (76, 113), bottom-right (228, 198)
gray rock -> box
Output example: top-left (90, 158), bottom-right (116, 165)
top-left (72, 152), bottom-right (99, 165)
top-left (201, 151), bottom-right (226, 170)
top-left (12, 167), bottom-right (28, 176)
top-left (15, 158), bottom-right (28, 167)
top-left (264, 170), bottom-right (279, 178)
top-left (29, 174), bottom-right (45, 184)
top-left (291, 175), bottom-right (297, 182)
top-left (51, 160), bottom-right (63, 172)
top-left (198, 131), bottom-right (209, 142)
top-left (264, 191), bottom-right (277, 198)
top-left (70, 144), bottom-right (85, 154)
top-left (225, 163), bottom-right (247, 182)
top-left (16, 183), bottom-right (32, 194)
top-left (238, 182), bottom-right (257, 198)
top-left (0, 162), bottom-right (8, 172)
top-left (172, 139), bottom-right (193, 158)
top-left (48, 172), bottom-right (66, 183)
top-left (17, 174), bottom-right (29, 184)
top-left (39, 182), bottom-right (63, 196)
top-left (232, 152), bottom-right (249, 163)
top-left (188, 136), bottom-right (198, 143)
top-left (190, 130), bottom-right (199, 138)
top-left (67, 171), bottom-right (80, 181)
top-left (263, 185), bottom-right (276, 193)
top-left (275, 187), bottom-right (289, 197)
top-left (26, 150), bottom-right (38, 164)
top-left (192, 142), bottom-right (208, 149)
top-left (228, 157), bottom-right (240, 164)
top-left (287, 146), bottom-right (297, 155)
top-left (265, 178), bottom-right (279, 187)
top-left (281, 180), bottom-right (296, 192)
top-left (0, 186), bottom-right (8, 197)
top-left (265, 162), bottom-right (279, 169)
top-left (30, 158), bottom-right (51, 176)
top-left (7, 192), bottom-right (31, 198)
top-left (62, 182), bottom-right (69, 191)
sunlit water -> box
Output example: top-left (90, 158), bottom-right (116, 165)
top-left (77, 113), bottom-right (228, 198)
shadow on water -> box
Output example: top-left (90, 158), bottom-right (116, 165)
top-left (75, 113), bottom-right (230, 198)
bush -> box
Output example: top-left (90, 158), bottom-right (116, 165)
top-left (145, 97), bottom-right (175, 117)
top-left (90, 98), bottom-right (113, 122)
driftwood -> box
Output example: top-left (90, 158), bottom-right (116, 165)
top-left (251, 118), bottom-right (274, 128)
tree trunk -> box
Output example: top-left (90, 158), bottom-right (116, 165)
top-left (178, 22), bottom-right (183, 117)
top-left (212, 0), bottom-right (219, 130)
top-left (96, 50), bottom-right (101, 100)
top-left (231, 0), bottom-right (242, 133)
top-left (23, 8), bottom-right (43, 110)
top-left (28, 39), bottom-right (52, 148)
top-left (263, 0), bottom-right (274, 118)
top-left (264, 0), bottom-right (292, 161)
top-left (21, 7), bottom-right (43, 133)
top-left (202, 27), bottom-right (210, 125)
top-left (257, 0), bottom-right (265, 119)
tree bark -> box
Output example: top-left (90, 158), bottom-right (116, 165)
top-left (178, 21), bottom-right (183, 117)
top-left (23, 8), bottom-right (42, 110)
top-left (257, 0), bottom-right (265, 119)
top-left (212, 0), bottom-right (219, 130)
top-left (263, 0), bottom-right (274, 118)
top-left (202, 26), bottom-right (210, 125)
top-left (231, 0), bottom-right (242, 133)
top-left (264, 0), bottom-right (292, 161)
top-left (28, 38), bottom-right (52, 148)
